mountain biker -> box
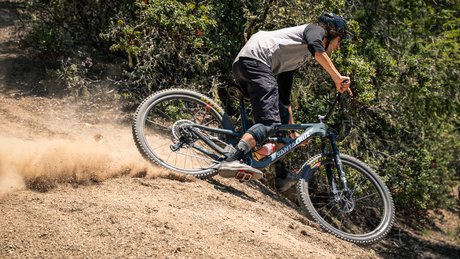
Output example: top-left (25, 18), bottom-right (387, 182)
top-left (219, 12), bottom-right (353, 191)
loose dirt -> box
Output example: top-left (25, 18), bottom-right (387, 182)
top-left (0, 1), bottom-right (458, 258)
top-left (0, 93), bottom-right (378, 259)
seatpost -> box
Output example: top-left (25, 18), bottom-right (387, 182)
top-left (239, 98), bottom-right (250, 132)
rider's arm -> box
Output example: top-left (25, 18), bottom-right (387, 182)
top-left (303, 25), bottom-right (352, 95)
top-left (314, 51), bottom-right (352, 95)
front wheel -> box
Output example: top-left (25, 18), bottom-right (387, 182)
top-left (296, 154), bottom-right (395, 244)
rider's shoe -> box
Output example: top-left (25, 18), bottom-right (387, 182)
top-left (275, 161), bottom-right (298, 192)
top-left (218, 160), bottom-right (264, 180)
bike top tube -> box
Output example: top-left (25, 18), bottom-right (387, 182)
top-left (194, 122), bottom-right (327, 139)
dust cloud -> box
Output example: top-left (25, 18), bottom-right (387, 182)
top-left (0, 136), bottom-right (159, 195)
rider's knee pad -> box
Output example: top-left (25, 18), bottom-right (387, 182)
top-left (247, 122), bottom-right (277, 145)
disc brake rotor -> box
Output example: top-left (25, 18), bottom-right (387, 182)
top-left (337, 191), bottom-right (355, 213)
top-left (171, 119), bottom-right (197, 143)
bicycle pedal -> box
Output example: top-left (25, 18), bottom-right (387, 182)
top-left (235, 170), bottom-right (254, 182)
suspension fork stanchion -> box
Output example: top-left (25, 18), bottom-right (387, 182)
top-left (328, 132), bottom-right (350, 192)
top-left (322, 138), bottom-right (339, 196)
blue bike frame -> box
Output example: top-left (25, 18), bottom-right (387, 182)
top-left (191, 97), bottom-right (328, 169)
top-left (189, 92), bottom-right (350, 193)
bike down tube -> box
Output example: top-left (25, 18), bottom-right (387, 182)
top-left (249, 123), bottom-right (327, 169)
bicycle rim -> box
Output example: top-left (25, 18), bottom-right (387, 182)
top-left (133, 89), bottom-right (226, 177)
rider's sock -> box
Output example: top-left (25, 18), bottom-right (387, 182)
top-left (226, 140), bottom-right (251, 162)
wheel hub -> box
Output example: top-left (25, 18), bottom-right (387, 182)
top-left (336, 190), bottom-right (355, 213)
top-left (171, 119), bottom-right (198, 145)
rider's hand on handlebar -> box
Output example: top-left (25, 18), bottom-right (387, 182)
top-left (335, 76), bottom-right (353, 96)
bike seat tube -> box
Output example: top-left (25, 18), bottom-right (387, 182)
top-left (239, 98), bottom-right (251, 132)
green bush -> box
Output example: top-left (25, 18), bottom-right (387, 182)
top-left (382, 149), bottom-right (454, 214)
top-left (102, 0), bottom-right (220, 100)
top-left (24, 0), bottom-right (131, 56)
top-left (24, 0), bottom-right (459, 217)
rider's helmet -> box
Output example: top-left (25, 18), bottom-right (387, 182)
top-left (317, 12), bottom-right (353, 39)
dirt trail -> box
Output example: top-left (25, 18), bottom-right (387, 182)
top-left (0, 63), bottom-right (375, 259)
top-left (0, 2), bottom-right (379, 258)
top-left (0, 1), bottom-right (458, 258)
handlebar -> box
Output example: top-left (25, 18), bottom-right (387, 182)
top-left (318, 80), bottom-right (351, 123)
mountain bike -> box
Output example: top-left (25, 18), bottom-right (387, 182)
top-left (132, 87), bottom-right (395, 244)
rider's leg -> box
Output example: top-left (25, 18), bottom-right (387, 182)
top-left (219, 123), bottom-right (277, 179)
top-left (225, 122), bottom-right (277, 162)
top-left (218, 58), bottom-right (279, 179)
top-left (274, 160), bottom-right (297, 192)
top-left (275, 72), bottom-right (298, 191)
top-left (232, 57), bottom-right (280, 157)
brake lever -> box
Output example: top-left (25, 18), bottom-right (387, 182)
top-left (341, 79), bottom-right (353, 97)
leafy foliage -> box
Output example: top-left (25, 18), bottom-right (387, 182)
top-left (23, 0), bottom-right (131, 56)
top-left (25, 0), bottom-right (459, 216)
top-left (102, 0), bottom-right (220, 100)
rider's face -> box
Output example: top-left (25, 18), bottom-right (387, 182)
top-left (323, 36), bottom-right (341, 55)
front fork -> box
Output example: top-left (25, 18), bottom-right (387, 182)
top-left (322, 133), bottom-right (353, 209)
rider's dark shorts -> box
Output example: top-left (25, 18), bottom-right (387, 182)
top-left (232, 57), bottom-right (290, 125)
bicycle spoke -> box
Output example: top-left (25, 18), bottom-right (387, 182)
top-left (354, 192), bottom-right (379, 202)
top-left (191, 147), bottom-right (206, 168)
top-left (322, 203), bottom-right (336, 219)
top-left (360, 205), bottom-right (383, 211)
top-left (202, 117), bottom-right (218, 127)
top-left (316, 201), bottom-right (335, 211)
top-left (174, 149), bottom-right (217, 163)
top-left (174, 150), bottom-right (178, 166)
top-left (151, 106), bottom-right (176, 123)
top-left (309, 193), bottom-right (332, 199)
top-left (338, 213), bottom-right (348, 231)
top-left (151, 141), bottom-right (173, 152)
top-left (165, 149), bottom-right (173, 164)
top-left (183, 148), bottom-right (188, 168)
top-left (145, 118), bottom-right (170, 131)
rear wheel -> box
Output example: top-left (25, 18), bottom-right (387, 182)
top-left (297, 154), bottom-right (395, 244)
top-left (132, 89), bottom-right (228, 178)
